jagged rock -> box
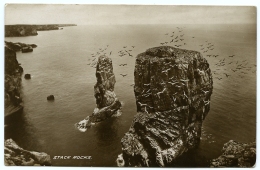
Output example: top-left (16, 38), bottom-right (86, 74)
top-left (4, 139), bottom-right (51, 166)
top-left (47, 95), bottom-right (55, 101)
top-left (119, 46), bottom-right (213, 167)
top-left (5, 46), bottom-right (23, 116)
top-left (24, 74), bottom-right (31, 79)
top-left (76, 55), bottom-right (122, 132)
top-left (210, 140), bottom-right (256, 167)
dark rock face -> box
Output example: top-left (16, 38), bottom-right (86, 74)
top-left (119, 46), bottom-right (213, 167)
top-left (5, 46), bottom-right (23, 116)
top-left (24, 74), bottom-right (31, 79)
top-left (210, 140), bottom-right (256, 167)
top-left (47, 95), bottom-right (55, 101)
top-left (4, 139), bottom-right (51, 166)
top-left (76, 55), bottom-right (122, 132)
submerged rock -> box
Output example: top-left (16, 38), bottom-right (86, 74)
top-left (119, 46), bottom-right (213, 167)
top-left (210, 140), bottom-right (256, 167)
top-left (4, 139), bottom-right (51, 166)
top-left (76, 55), bottom-right (122, 132)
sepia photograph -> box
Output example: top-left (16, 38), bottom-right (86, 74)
top-left (3, 3), bottom-right (256, 168)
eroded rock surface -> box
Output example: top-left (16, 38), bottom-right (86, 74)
top-left (76, 55), bottom-right (122, 132)
top-left (119, 46), bottom-right (213, 167)
top-left (4, 139), bottom-right (51, 166)
top-left (210, 140), bottom-right (256, 167)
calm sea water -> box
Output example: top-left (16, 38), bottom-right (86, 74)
top-left (5, 24), bottom-right (256, 167)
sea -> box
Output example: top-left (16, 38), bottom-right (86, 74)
top-left (4, 24), bottom-right (256, 167)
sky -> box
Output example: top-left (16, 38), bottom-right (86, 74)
top-left (4, 4), bottom-right (256, 25)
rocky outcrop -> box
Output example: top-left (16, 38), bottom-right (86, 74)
top-left (22, 46), bottom-right (33, 53)
top-left (76, 55), bottom-right (122, 132)
top-left (5, 24), bottom-right (77, 37)
top-left (210, 140), bottom-right (256, 167)
top-left (4, 139), bottom-right (51, 166)
top-left (47, 95), bottom-right (55, 101)
top-left (5, 45), bottom-right (23, 116)
top-left (119, 46), bottom-right (213, 167)
top-left (24, 74), bottom-right (31, 79)
top-left (5, 41), bottom-right (37, 52)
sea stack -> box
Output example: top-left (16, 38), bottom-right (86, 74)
top-left (119, 46), bottom-right (213, 167)
top-left (91, 55), bottom-right (122, 121)
top-left (76, 55), bottom-right (121, 132)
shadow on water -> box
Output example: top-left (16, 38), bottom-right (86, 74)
top-left (169, 147), bottom-right (209, 167)
top-left (93, 117), bottom-right (120, 147)
top-left (4, 109), bottom-right (40, 151)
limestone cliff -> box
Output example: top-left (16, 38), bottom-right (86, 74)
top-left (76, 55), bottom-right (122, 132)
top-left (210, 140), bottom-right (256, 167)
top-left (4, 139), bottom-right (51, 166)
top-left (5, 45), bottom-right (23, 116)
top-left (118, 46), bottom-right (213, 167)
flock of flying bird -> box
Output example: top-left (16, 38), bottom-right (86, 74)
top-left (86, 45), bottom-right (136, 78)
top-left (86, 26), bottom-right (256, 83)
top-left (160, 26), bottom-right (256, 81)
top-left (196, 40), bottom-right (256, 80)
top-left (160, 27), bottom-right (187, 48)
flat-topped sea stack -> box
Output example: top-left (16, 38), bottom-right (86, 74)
top-left (75, 55), bottom-right (122, 132)
top-left (118, 46), bottom-right (213, 167)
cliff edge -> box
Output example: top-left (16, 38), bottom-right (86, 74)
top-left (5, 45), bottom-right (24, 116)
top-left (118, 46), bottom-right (213, 167)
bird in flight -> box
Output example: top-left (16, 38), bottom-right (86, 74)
top-left (120, 74), bottom-right (127, 77)
top-left (224, 73), bottom-right (230, 77)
